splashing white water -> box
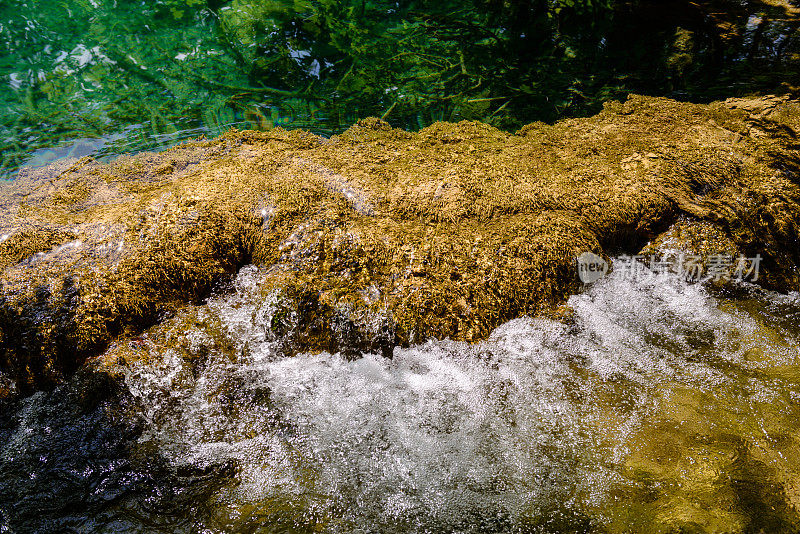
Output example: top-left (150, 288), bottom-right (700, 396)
top-left (119, 263), bottom-right (800, 532)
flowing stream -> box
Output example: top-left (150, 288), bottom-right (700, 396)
top-left (2, 261), bottom-right (800, 533)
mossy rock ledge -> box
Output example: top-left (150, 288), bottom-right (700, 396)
top-left (3, 94), bottom-right (800, 396)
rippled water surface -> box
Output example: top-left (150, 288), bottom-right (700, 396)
top-left (5, 0), bottom-right (797, 181)
top-left (0, 0), bottom-right (336, 179)
top-left (2, 264), bottom-right (800, 533)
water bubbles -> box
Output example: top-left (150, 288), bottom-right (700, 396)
top-left (104, 262), bottom-right (800, 531)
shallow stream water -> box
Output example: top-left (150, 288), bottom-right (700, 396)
top-left (2, 262), bottom-right (800, 532)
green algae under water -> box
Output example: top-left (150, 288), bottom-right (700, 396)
top-left (0, 0), bottom-right (483, 178)
top-left (2, 263), bottom-right (800, 533)
top-left (0, 0), bottom-right (338, 179)
top-left (5, 0), bottom-right (800, 181)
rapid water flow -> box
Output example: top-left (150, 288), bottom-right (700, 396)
top-left (3, 261), bottom-right (800, 532)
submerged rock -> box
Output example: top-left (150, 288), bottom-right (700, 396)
top-left (2, 95), bottom-right (800, 394)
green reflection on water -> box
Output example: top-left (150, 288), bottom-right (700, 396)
top-left (0, 0), bottom-right (333, 178)
top-left (5, 0), bottom-right (800, 180)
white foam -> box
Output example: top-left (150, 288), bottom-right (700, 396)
top-left (120, 262), bottom-right (800, 529)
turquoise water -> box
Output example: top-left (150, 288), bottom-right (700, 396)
top-left (0, 0), bottom-right (339, 179)
top-left (5, 0), bottom-right (799, 180)
top-left (0, 0), bottom-right (475, 178)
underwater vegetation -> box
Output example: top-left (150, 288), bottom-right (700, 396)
top-left (3, 0), bottom-right (800, 178)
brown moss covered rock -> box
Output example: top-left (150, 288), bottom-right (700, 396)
top-left (2, 94), bottom-right (800, 395)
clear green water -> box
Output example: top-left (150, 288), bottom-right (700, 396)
top-left (0, 0), bottom-right (486, 178)
top-left (4, 0), bottom-right (799, 180)
top-left (0, 0), bottom-right (342, 179)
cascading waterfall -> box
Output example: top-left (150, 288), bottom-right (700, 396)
top-left (3, 260), bottom-right (800, 533)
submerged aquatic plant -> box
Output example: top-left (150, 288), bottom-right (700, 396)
top-left (3, 0), bottom-right (800, 178)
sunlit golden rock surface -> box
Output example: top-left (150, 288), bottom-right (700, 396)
top-left (2, 94), bottom-right (800, 394)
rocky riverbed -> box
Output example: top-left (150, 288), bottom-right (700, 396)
top-left (2, 94), bottom-right (800, 397)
